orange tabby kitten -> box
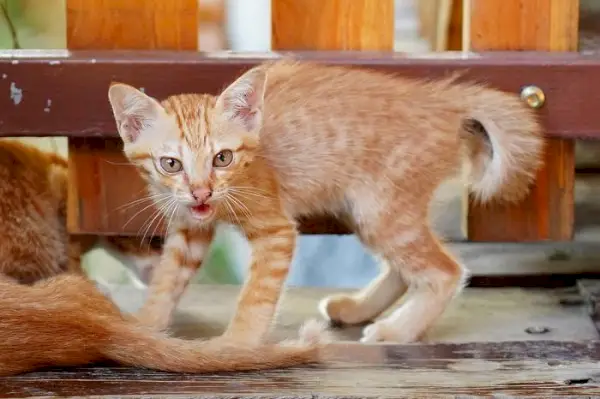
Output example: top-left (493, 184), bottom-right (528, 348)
top-left (108, 60), bottom-right (543, 344)
top-left (0, 139), bottom-right (160, 285)
top-left (0, 273), bottom-right (325, 376)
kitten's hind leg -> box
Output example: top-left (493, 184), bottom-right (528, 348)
top-left (360, 227), bottom-right (467, 344)
top-left (319, 257), bottom-right (407, 326)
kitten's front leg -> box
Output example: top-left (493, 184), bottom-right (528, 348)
top-left (221, 218), bottom-right (297, 345)
top-left (136, 226), bottom-right (214, 331)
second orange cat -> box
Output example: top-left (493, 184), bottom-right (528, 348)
top-left (108, 60), bottom-right (543, 344)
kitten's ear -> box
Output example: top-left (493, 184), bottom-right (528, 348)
top-left (107, 83), bottom-right (165, 143)
top-left (216, 66), bottom-right (267, 132)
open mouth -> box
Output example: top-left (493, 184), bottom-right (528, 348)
top-left (190, 203), bottom-right (214, 220)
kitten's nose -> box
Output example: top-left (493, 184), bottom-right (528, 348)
top-left (191, 187), bottom-right (212, 203)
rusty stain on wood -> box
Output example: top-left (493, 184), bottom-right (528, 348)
top-left (465, 0), bottom-right (579, 242)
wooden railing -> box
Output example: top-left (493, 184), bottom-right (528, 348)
top-left (0, 0), bottom-right (584, 243)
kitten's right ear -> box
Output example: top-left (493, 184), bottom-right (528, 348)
top-left (107, 83), bottom-right (164, 143)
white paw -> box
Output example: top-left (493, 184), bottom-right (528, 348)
top-left (360, 321), bottom-right (414, 344)
top-left (280, 319), bottom-right (332, 349)
top-left (318, 294), bottom-right (369, 325)
top-left (299, 318), bottom-right (332, 345)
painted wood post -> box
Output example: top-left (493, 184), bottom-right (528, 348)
top-left (464, 0), bottom-right (579, 242)
top-left (65, 0), bottom-right (198, 234)
top-left (272, 0), bottom-right (395, 50)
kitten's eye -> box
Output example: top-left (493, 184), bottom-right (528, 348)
top-left (213, 150), bottom-right (233, 167)
top-left (159, 157), bottom-right (183, 174)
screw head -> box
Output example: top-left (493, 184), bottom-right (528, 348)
top-left (525, 326), bottom-right (551, 335)
top-left (520, 85), bottom-right (546, 109)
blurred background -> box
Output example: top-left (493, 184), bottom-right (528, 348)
top-left (2, 0), bottom-right (600, 289)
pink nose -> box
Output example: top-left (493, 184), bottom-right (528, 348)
top-left (192, 187), bottom-right (212, 203)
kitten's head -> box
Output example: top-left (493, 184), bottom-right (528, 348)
top-left (107, 66), bottom-right (267, 225)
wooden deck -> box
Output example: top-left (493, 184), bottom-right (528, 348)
top-left (2, 284), bottom-right (599, 398)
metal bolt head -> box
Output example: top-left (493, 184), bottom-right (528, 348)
top-left (525, 326), bottom-right (551, 335)
top-left (520, 85), bottom-right (546, 109)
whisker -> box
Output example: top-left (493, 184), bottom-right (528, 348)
top-left (115, 192), bottom-right (169, 212)
top-left (139, 198), bottom-right (175, 247)
top-left (122, 195), bottom-right (171, 229)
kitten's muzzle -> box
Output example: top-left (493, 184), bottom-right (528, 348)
top-left (191, 187), bottom-right (212, 204)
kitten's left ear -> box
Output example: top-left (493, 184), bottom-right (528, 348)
top-left (216, 66), bottom-right (268, 132)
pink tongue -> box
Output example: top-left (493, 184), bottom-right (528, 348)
top-left (193, 204), bottom-right (210, 213)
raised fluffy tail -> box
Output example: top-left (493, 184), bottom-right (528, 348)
top-left (458, 84), bottom-right (545, 203)
top-left (0, 275), bottom-right (328, 376)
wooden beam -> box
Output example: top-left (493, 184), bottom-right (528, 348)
top-left (2, 51), bottom-right (600, 139)
top-left (272, 0), bottom-right (394, 50)
top-left (465, 0), bottom-right (579, 242)
top-left (66, 0), bottom-right (198, 235)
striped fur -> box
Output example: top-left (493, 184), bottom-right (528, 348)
top-left (108, 60), bottom-right (543, 344)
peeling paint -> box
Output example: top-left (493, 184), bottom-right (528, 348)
top-left (90, 59), bottom-right (97, 64)
top-left (1, 74), bottom-right (6, 79)
top-left (11, 60), bottom-right (18, 65)
top-left (44, 99), bottom-right (52, 113)
top-left (48, 60), bottom-right (61, 65)
top-left (139, 87), bottom-right (146, 93)
top-left (9, 82), bottom-right (22, 105)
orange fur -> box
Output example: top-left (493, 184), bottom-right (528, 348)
top-left (0, 274), bottom-right (325, 376)
top-left (0, 139), bottom-right (162, 285)
top-left (108, 60), bottom-right (543, 344)
top-left (0, 140), bottom-right (325, 375)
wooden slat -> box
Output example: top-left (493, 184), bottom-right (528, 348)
top-left (66, 0), bottom-right (198, 235)
top-left (465, 0), bottom-right (579, 242)
top-left (3, 340), bottom-right (599, 397)
top-left (447, 0), bottom-right (463, 50)
top-left (272, 0), bottom-right (394, 50)
top-left (66, 0), bottom-right (198, 50)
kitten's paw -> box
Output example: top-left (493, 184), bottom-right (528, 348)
top-left (280, 319), bottom-right (332, 349)
top-left (318, 294), bottom-right (371, 326)
top-left (298, 319), bottom-right (332, 345)
top-left (360, 321), bottom-right (414, 344)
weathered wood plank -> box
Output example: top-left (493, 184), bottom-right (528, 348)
top-left (465, 0), bottom-right (579, 242)
top-left (103, 285), bottom-right (598, 344)
top-left (2, 284), bottom-right (599, 398)
top-left (1, 341), bottom-right (599, 399)
top-left (272, 0), bottom-right (394, 50)
top-left (1, 50), bottom-right (598, 139)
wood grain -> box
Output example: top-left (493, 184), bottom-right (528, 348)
top-left (66, 0), bottom-right (198, 236)
top-left (465, 0), bottom-right (579, 242)
top-left (272, 0), bottom-right (394, 50)
top-left (1, 285), bottom-right (599, 397)
top-left (2, 51), bottom-right (600, 139)
top-left (66, 0), bottom-right (198, 50)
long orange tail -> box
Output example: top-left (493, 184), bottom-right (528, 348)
top-left (0, 274), bottom-right (326, 376)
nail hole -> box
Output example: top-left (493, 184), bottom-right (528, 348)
top-left (565, 378), bottom-right (590, 385)
top-left (525, 326), bottom-right (551, 334)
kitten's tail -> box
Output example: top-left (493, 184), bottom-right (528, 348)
top-left (103, 318), bottom-right (327, 373)
top-left (458, 84), bottom-right (545, 203)
top-left (0, 275), bottom-right (328, 376)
